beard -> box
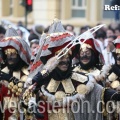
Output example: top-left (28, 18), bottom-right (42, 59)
top-left (79, 60), bottom-right (94, 70)
top-left (6, 55), bottom-right (27, 71)
top-left (7, 62), bottom-right (19, 71)
top-left (58, 61), bottom-right (70, 66)
top-left (50, 59), bottom-right (72, 81)
top-left (7, 56), bottom-right (20, 71)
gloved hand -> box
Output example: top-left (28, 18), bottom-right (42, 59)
top-left (43, 56), bottom-right (60, 73)
top-left (0, 71), bottom-right (12, 81)
top-left (24, 78), bottom-right (32, 88)
top-left (95, 65), bottom-right (111, 82)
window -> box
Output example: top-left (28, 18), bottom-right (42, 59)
top-left (10, 0), bottom-right (13, 15)
top-left (71, 0), bottom-right (86, 18)
top-left (102, 0), bottom-right (114, 19)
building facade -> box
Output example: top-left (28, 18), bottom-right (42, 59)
top-left (0, 0), bottom-right (115, 28)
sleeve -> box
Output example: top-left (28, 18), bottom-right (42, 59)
top-left (32, 72), bottom-right (44, 86)
top-left (104, 89), bottom-right (120, 103)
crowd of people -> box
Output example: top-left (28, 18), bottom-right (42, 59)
top-left (0, 19), bottom-right (120, 120)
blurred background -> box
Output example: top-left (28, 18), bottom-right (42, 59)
top-left (0, 0), bottom-right (120, 51)
top-left (0, 0), bottom-right (117, 29)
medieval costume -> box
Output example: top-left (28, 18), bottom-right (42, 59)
top-left (104, 36), bottom-right (120, 89)
top-left (0, 27), bottom-right (31, 120)
top-left (24, 19), bottom-right (77, 120)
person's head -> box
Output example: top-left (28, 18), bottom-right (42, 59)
top-left (65, 24), bottom-right (75, 35)
top-left (106, 28), bottom-right (115, 38)
top-left (3, 47), bottom-right (21, 70)
top-left (57, 55), bottom-right (70, 72)
top-left (108, 22), bottom-right (118, 30)
top-left (0, 25), bottom-right (6, 41)
top-left (50, 49), bottom-right (72, 80)
top-left (30, 39), bottom-right (39, 52)
top-left (115, 27), bottom-right (120, 37)
top-left (105, 36), bottom-right (116, 51)
top-left (0, 27), bottom-right (31, 70)
top-left (3, 45), bottom-right (29, 71)
top-left (28, 33), bottom-right (39, 42)
top-left (78, 43), bottom-right (99, 70)
top-left (65, 24), bottom-right (74, 31)
top-left (79, 25), bottom-right (91, 35)
top-left (79, 46), bottom-right (92, 65)
top-left (32, 25), bottom-right (44, 37)
top-left (17, 29), bottom-right (23, 38)
top-left (17, 21), bottom-right (24, 27)
top-left (95, 29), bottom-right (106, 42)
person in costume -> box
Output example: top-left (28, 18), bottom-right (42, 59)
top-left (0, 26), bottom-right (31, 120)
top-left (24, 19), bottom-right (76, 120)
top-left (99, 36), bottom-right (120, 120)
top-left (102, 36), bottom-right (120, 90)
top-left (25, 21), bottom-right (120, 120)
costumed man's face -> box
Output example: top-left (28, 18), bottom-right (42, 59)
top-left (4, 48), bottom-right (20, 70)
top-left (79, 48), bottom-right (92, 65)
top-left (116, 53), bottom-right (120, 65)
top-left (6, 53), bottom-right (18, 65)
top-left (57, 55), bottom-right (70, 72)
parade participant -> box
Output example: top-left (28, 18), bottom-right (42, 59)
top-left (104, 36), bottom-right (120, 90)
top-left (0, 26), bottom-right (31, 120)
top-left (98, 36), bottom-right (120, 120)
top-left (71, 35), bottom-right (110, 120)
top-left (73, 32), bottom-right (111, 85)
top-left (24, 19), bottom-right (77, 120)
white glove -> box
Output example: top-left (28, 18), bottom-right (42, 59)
top-left (95, 65), bottom-right (111, 81)
top-left (24, 78), bottom-right (32, 88)
top-left (43, 56), bottom-right (60, 73)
